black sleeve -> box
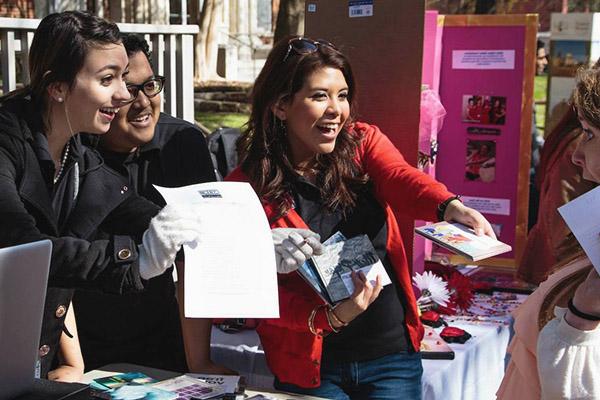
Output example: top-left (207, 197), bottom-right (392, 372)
top-left (99, 193), bottom-right (160, 239)
top-left (0, 147), bottom-right (154, 294)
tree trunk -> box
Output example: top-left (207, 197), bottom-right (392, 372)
top-left (273, 0), bottom-right (305, 45)
top-left (191, 0), bottom-right (223, 83)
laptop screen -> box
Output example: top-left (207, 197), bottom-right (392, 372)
top-left (0, 240), bottom-right (52, 399)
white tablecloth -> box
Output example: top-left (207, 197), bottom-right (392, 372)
top-left (210, 294), bottom-right (523, 399)
top-left (421, 320), bottom-right (510, 400)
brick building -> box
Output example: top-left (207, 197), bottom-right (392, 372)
top-left (0, 0), bottom-right (35, 18)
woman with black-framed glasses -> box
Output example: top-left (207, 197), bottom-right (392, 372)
top-left (227, 36), bottom-right (495, 399)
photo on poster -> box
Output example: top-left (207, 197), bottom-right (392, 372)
top-left (550, 40), bottom-right (590, 77)
top-left (462, 95), bottom-right (506, 125)
top-left (465, 139), bottom-right (496, 183)
top-left (491, 223), bottom-right (502, 238)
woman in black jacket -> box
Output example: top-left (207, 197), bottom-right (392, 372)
top-left (0, 11), bottom-right (200, 378)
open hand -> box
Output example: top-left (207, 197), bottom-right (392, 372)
top-left (331, 271), bottom-right (383, 325)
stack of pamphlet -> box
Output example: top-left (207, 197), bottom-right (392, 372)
top-left (90, 372), bottom-right (244, 400)
top-left (154, 374), bottom-right (245, 400)
top-left (297, 232), bottom-right (392, 305)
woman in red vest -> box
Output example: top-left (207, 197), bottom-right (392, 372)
top-left (227, 36), bottom-right (494, 399)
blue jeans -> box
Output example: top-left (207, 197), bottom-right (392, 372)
top-left (274, 351), bottom-right (423, 400)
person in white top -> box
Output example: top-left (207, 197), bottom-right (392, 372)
top-left (498, 66), bottom-right (600, 400)
top-left (536, 65), bottom-right (600, 400)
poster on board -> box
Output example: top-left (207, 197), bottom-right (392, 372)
top-left (433, 15), bottom-right (537, 268)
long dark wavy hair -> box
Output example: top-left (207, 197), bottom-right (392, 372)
top-left (238, 36), bottom-right (368, 217)
top-left (1, 11), bottom-right (121, 119)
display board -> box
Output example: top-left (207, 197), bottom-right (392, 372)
top-left (546, 13), bottom-right (600, 132)
top-left (304, 0), bottom-right (426, 266)
top-left (434, 15), bottom-right (537, 268)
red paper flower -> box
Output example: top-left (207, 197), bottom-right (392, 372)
top-left (422, 265), bottom-right (475, 315)
top-left (447, 271), bottom-right (475, 311)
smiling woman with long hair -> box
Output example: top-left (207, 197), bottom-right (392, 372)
top-left (0, 11), bottom-right (201, 379)
top-left (228, 36), bottom-right (495, 399)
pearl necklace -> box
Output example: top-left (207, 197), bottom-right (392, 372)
top-left (53, 140), bottom-right (71, 185)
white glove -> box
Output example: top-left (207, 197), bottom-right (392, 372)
top-left (272, 228), bottom-right (324, 274)
top-left (138, 204), bottom-right (202, 280)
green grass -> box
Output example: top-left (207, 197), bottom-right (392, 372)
top-left (534, 75), bottom-right (548, 136)
top-left (195, 112), bottom-right (249, 133)
top-left (534, 75), bottom-right (548, 102)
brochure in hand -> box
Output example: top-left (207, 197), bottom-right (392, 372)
top-left (415, 221), bottom-right (512, 262)
top-left (297, 232), bottom-right (392, 305)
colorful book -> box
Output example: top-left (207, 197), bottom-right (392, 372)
top-left (415, 221), bottom-right (511, 262)
top-left (297, 232), bottom-right (392, 305)
top-left (92, 372), bottom-right (157, 390)
top-left (90, 385), bottom-right (177, 400)
top-left (152, 375), bottom-right (226, 400)
top-left (91, 372), bottom-right (175, 400)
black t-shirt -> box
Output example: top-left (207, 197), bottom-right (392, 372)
top-left (290, 175), bottom-right (413, 363)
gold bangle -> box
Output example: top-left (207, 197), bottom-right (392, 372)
top-left (330, 305), bottom-right (349, 326)
top-left (325, 307), bottom-right (341, 333)
top-left (308, 305), bottom-right (321, 336)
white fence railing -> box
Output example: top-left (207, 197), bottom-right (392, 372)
top-left (0, 17), bottom-right (199, 123)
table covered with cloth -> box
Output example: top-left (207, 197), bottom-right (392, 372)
top-left (210, 292), bottom-right (526, 399)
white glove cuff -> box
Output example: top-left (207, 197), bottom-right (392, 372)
top-left (138, 243), bottom-right (173, 280)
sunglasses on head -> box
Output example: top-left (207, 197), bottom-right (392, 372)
top-left (282, 37), bottom-right (338, 63)
top-left (122, 75), bottom-right (166, 105)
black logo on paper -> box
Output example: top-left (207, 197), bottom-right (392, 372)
top-left (198, 189), bottom-right (222, 198)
